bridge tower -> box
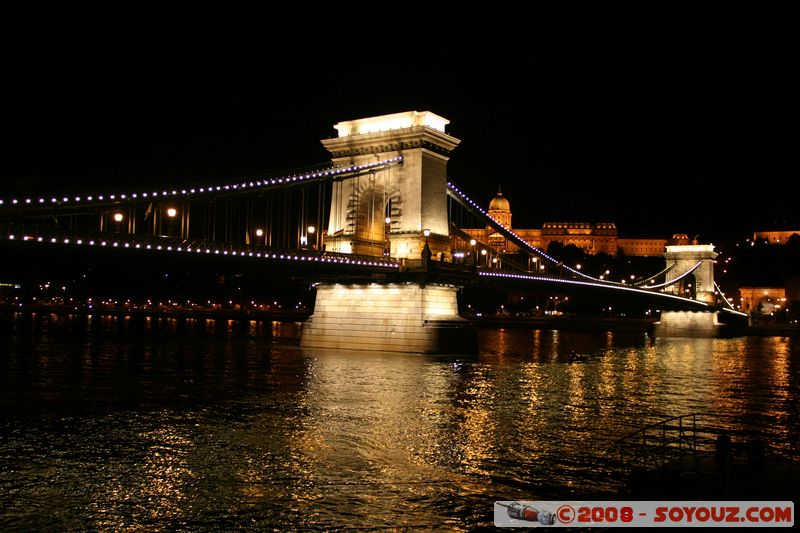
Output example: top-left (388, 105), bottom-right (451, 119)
top-left (657, 243), bottom-right (722, 337)
top-left (663, 243), bottom-right (718, 303)
top-left (301, 111), bottom-right (476, 354)
top-left (321, 111), bottom-right (459, 261)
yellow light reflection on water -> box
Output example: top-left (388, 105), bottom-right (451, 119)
top-left (87, 423), bottom-right (195, 529)
top-left (278, 349), bottom-right (490, 526)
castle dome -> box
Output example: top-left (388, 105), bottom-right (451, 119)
top-left (670, 233), bottom-right (691, 245)
top-left (488, 189), bottom-right (510, 211)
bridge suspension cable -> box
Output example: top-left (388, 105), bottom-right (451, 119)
top-left (714, 281), bottom-right (739, 312)
top-left (446, 181), bottom-right (621, 284)
top-left (632, 262), bottom-right (677, 286)
top-left (0, 157), bottom-right (404, 214)
top-left (637, 261), bottom-right (702, 290)
top-left (479, 271), bottom-right (713, 310)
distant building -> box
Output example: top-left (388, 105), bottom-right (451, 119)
top-left (738, 287), bottom-right (786, 314)
top-left (753, 230), bottom-right (800, 244)
top-left (618, 238), bottom-right (671, 256)
top-left (462, 189), bottom-right (666, 257)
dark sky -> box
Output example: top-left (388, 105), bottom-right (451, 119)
top-left (2, 26), bottom-right (794, 240)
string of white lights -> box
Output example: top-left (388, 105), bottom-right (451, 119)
top-left (4, 233), bottom-right (399, 269)
top-left (446, 182), bottom-right (618, 284)
top-left (632, 262), bottom-right (677, 286)
top-left (719, 306), bottom-right (748, 318)
top-left (639, 261), bottom-right (702, 290)
top-left (478, 271), bottom-right (712, 308)
top-left (714, 281), bottom-right (738, 311)
top-left (0, 157), bottom-right (404, 209)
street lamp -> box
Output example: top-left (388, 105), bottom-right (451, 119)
top-left (255, 228), bottom-right (264, 237)
top-left (113, 212), bottom-right (124, 222)
top-left (161, 207), bottom-right (178, 237)
top-left (383, 217), bottom-right (392, 255)
top-left (421, 229), bottom-right (432, 267)
top-left (307, 225), bottom-right (316, 249)
top-left (469, 239), bottom-right (477, 267)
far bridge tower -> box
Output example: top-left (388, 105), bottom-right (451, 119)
top-left (657, 240), bottom-right (722, 337)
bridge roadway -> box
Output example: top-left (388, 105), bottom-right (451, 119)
top-left (0, 223), bottom-right (742, 316)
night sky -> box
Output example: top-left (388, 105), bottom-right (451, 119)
top-left (2, 27), bottom-right (794, 241)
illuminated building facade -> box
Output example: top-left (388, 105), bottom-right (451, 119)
top-left (617, 238), bottom-right (670, 256)
top-left (462, 189), bottom-right (667, 257)
top-left (753, 230), bottom-right (800, 244)
top-left (738, 287), bottom-right (786, 314)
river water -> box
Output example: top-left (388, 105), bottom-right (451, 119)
top-left (1, 313), bottom-right (797, 530)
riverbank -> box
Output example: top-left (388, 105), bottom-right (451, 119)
top-left (4, 306), bottom-right (799, 337)
top-left (620, 454), bottom-right (800, 501)
top-left (469, 315), bottom-right (800, 337)
top-left (469, 315), bottom-right (656, 333)
top-left (0, 304), bottom-right (310, 323)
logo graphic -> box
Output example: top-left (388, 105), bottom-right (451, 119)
top-left (494, 501), bottom-right (793, 528)
top-left (497, 502), bottom-right (556, 525)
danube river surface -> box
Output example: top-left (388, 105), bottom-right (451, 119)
top-left (1, 313), bottom-right (798, 530)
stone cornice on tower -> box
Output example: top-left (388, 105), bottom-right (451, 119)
top-left (321, 126), bottom-right (460, 159)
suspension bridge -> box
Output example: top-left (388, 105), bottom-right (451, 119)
top-left (0, 111), bottom-right (746, 352)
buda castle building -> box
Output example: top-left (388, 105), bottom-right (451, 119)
top-left (462, 189), bottom-right (667, 257)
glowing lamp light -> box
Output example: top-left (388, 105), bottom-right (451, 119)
top-left (385, 217), bottom-right (392, 224)
top-left (423, 229), bottom-right (431, 237)
top-left (255, 228), bottom-right (264, 237)
top-left (481, 249), bottom-right (487, 256)
top-left (307, 226), bottom-right (315, 234)
top-left (470, 239), bottom-right (477, 246)
top-left (113, 213), bottom-right (124, 222)
top-left (166, 208), bottom-right (177, 218)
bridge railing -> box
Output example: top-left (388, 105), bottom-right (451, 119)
top-left (615, 414), bottom-right (699, 477)
top-left (0, 224), bottom-right (400, 268)
top-left (613, 413), bottom-right (779, 481)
